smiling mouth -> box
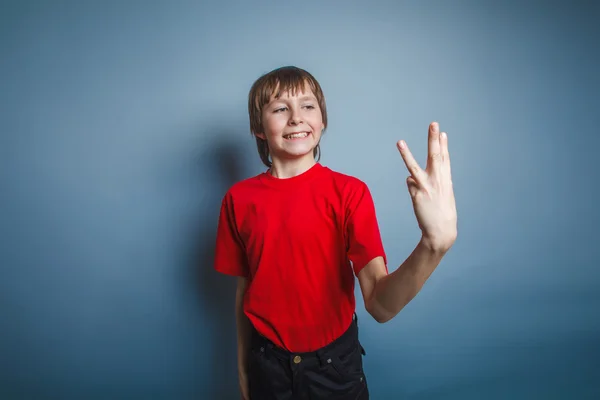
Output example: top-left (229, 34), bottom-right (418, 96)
top-left (283, 132), bottom-right (310, 139)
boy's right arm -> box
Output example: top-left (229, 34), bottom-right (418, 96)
top-left (214, 192), bottom-right (252, 397)
top-left (236, 276), bottom-right (252, 400)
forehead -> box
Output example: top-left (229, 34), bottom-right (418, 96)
top-left (269, 80), bottom-right (316, 101)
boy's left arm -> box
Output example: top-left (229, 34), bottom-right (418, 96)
top-left (358, 242), bottom-right (446, 323)
top-left (358, 122), bottom-right (457, 323)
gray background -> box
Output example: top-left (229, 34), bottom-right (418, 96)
top-left (1, 0), bottom-right (599, 398)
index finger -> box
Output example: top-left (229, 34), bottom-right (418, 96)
top-left (397, 140), bottom-right (425, 183)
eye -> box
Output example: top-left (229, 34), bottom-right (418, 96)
top-left (303, 104), bottom-right (316, 110)
top-left (274, 107), bottom-right (287, 113)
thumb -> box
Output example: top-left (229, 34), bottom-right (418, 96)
top-left (406, 176), bottom-right (418, 198)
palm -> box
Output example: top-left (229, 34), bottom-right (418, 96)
top-left (397, 122), bottom-right (457, 252)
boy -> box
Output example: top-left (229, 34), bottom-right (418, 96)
top-left (214, 66), bottom-right (457, 399)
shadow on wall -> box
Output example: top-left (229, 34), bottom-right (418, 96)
top-left (189, 135), bottom-right (251, 399)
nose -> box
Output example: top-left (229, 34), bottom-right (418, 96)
top-left (288, 107), bottom-right (302, 125)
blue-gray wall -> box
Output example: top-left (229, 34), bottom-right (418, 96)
top-left (1, 1), bottom-right (599, 399)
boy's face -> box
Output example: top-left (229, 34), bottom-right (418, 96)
top-left (257, 84), bottom-right (324, 164)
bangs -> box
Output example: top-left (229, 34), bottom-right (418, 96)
top-left (253, 67), bottom-right (318, 110)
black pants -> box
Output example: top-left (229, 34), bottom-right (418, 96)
top-left (248, 314), bottom-right (369, 400)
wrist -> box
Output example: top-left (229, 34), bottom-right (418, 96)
top-left (418, 234), bottom-right (452, 256)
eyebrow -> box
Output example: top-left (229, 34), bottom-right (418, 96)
top-left (270, 95), bottom-right (317, 104)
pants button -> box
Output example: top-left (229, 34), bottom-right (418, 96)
top-left (293, 355), bottom-right (302, 364)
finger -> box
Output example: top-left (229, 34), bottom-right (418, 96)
top-left (440, 131), bottom-right (452, 181)
top-left (397, 140), bottom-right (425, 183)
top-left (426, 122), bottom-right (442, 172)
top-left (406, 176), bottom-right (419, 198)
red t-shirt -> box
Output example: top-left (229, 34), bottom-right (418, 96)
top-left (214, 163), bottom-right (387, 352)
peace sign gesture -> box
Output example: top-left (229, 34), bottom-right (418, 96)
top-left (397, 122), bottom-right (457, 253)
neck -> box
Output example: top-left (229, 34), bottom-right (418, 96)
top-left (269, 155), bottom-right (316, 179)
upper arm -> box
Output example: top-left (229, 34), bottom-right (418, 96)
top-left (357, 256), bottom-right (387, 315)
top-left (344, 180), bottom-right (387, 276)
top-left (343, 180), bottom-right (388, 319)
top-left (235, 277), bottom-right (248, 309)
top-left (214, 192), bottom-right (249, 277)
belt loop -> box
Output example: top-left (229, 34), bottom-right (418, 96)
top-left (316, 349), bottom-right (330, 367)
top-left (256, 333), bottom-right (271, 360)
top-left (264, 342), bottom-right (274, 359)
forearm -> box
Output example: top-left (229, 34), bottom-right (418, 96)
top-left (369, 237), bottom-right (446, 323)
top-left (235, 278), bottom-right (252, 377)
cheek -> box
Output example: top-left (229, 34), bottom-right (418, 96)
top-left (313, 131), bottom-right (322, 143)
top-left (310, 117), bottom-right (324, 135)
top-left (263, 117), bottom-right (285, 136)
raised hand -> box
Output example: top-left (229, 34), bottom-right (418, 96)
top-left (397, 122), bottom-right (457, 253)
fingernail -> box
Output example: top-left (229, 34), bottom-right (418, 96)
top-left (399, 140), bottom-right (406, 149)
top-left (441, 132), bottom-right (447, 139)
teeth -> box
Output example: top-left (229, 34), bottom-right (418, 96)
top-left (285, 132), bottom-right (308, 139)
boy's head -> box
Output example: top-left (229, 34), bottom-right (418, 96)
top-left (248, 66), bottom-right (328, 168)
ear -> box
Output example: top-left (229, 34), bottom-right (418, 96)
top-left (255, 132), bottom-right (266, 140)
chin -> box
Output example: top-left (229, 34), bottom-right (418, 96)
top-left (278, 148), bottom-right (317, 160)
top-left (290, 145), bottom-right (318, 155)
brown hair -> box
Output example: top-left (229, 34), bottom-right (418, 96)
top-left (248, 66), bottom-right (328, 168)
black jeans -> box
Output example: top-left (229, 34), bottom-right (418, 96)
top-left (248, 314), bottom-right (369, 400)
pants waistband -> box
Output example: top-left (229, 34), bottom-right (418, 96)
top-left (250, 314), bottom-right (363, 365)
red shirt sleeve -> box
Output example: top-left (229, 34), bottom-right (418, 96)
top-left (345, 180), bottom-right (388, 276)
top-left (214, 191), bottom-right (249, 277)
